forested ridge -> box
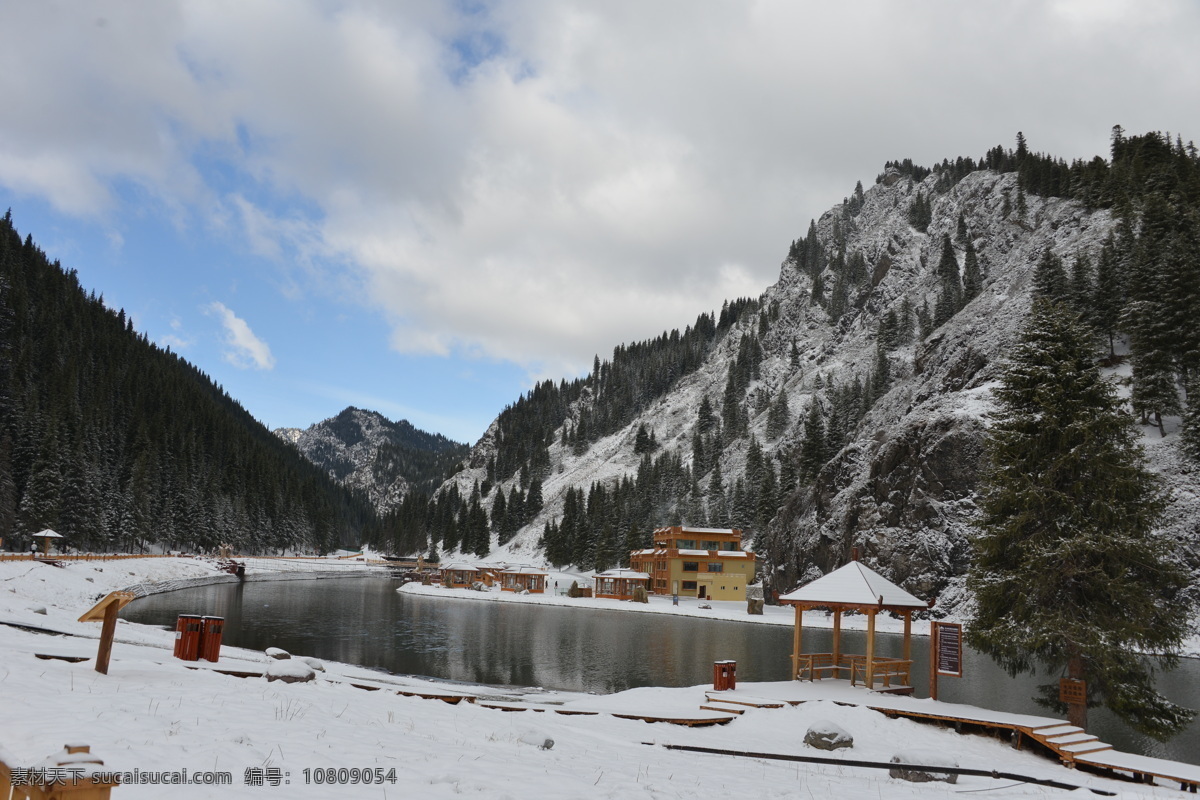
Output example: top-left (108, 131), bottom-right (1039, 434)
top-left (0, 212), bottom-right (375, 553)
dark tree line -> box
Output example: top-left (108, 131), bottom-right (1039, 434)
top-left (0, 212), bottom-right (376, 554)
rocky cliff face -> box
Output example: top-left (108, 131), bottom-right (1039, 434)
top-left (434, 165), bottom-right (1198, 617)
top-left (276, 407), bottom-right (468, 512)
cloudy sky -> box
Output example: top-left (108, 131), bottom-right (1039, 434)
top-left (2, 1), bottom-right (1198, 443)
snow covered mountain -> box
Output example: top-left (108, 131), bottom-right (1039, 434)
top-left (276, 407), bottom-right (468, 512)
top-left (433, 162), bottom-right (1200, 616)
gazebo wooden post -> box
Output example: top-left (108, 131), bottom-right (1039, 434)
top-left (902, 610), bottom-right (912, 662)
top-left (832, 609), bottom-right (842, 667)
top-left (791, 605), bottom-right (803, 679)
top-left (865, 609), bottom-right (877, 689)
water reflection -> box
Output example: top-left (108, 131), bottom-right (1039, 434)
top-left (122, 577), bottom-right (1199, 765)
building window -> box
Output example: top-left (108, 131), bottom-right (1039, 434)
top-left (702, 540), bottom-right (720, 551)
top-left (721, 542), bottom-right (738, 551)
top-left (682, 562), bottom-right (699, 572)
top-left (682, 581), bottom-right (697, 591)
top-left (675, 539), bottom-right (696, 549)
top-left (707, 563), bottom-right (723, 572)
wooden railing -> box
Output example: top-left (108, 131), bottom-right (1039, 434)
top-left (794, 653), bottom-right (913, 689)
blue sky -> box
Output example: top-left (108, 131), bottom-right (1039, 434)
top-left (3, 1), bottom-right (1199, 444)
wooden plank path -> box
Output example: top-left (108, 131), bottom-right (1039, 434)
top-left (705, 681), bottom-right (1200, 792)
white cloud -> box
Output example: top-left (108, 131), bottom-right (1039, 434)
top-left (3, 0), bottom-right (1200, 376)
top-left (206, 302), bottom-right (275, 370)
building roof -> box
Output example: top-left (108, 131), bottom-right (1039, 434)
top-left (440, 563), bottom-right (479, 572)
top-left (500, 566), bottom-right (549, 576)
top-left (654, 526), bottom-right (741, 536)
top-left (595, 569), bottom-right (650, 580)
top-left (34, 529), bottom-right (63, 538)
top-left (779, 561), bottom-right (928, 610)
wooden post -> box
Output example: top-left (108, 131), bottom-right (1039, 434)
top-left (902, 610), bottom-right (912, 662)
top-left (791, 605), bottom-right (803, 679)
top-left (930, 622), bottom-right (939, 700)
top-left (865, 610), bottom-right (876, 689)
top-left (78, 591), bottom-right (135, 676)
top-left (832, 609), bottom-right (842, 668)
top-left (1067, 653), bottom-right (1087, 730)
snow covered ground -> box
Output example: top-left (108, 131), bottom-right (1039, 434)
top-left (1, 557), bottom-right (1195, 798)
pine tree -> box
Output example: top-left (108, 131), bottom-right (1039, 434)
top-left (933, 235), bottom-right (962, 327)
top-left (1032, 247), bottom-right (1068, 303)
top-left (766, 388), bottom-right (791, 439)
top-left (797, 399), bottom-right (826, 483)
top-left (962, 241), bottom-right (982, 303)
top-left (1092, 237), bottom-right (1124, 357)
top-left (967, 299), bottom-right (1194, 739)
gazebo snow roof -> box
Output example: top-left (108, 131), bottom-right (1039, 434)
top-left (34, 529), bottom-right (63, 539)
top-left (779, 561), bottom-right (927, 611)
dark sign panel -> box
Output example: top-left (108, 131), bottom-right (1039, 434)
top-left (935, 622), bottom-right (963, 677)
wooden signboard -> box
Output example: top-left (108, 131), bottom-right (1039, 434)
top-left (78, 591), bottom-right (136, 675)
top-left (1059, 678), bottom-right (1087, 706)
top-left (934, 622), bottom-right (963, 677)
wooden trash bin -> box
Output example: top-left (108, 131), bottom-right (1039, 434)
top-left (173, 615), bottom-right (203, 661)
top-left (713, 660), bottom-right (737, 691)
top-left (199, 616), bottom-right (224, 662)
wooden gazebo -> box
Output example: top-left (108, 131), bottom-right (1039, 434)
top-left (779, 561), bottom-right (929, 691)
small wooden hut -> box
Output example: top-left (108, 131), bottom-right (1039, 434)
top-left (779, 561), bottom-right (929, 692)
top-left (594, 568), bottom-right (650, 600)
top-left (500, 566), bottom-right (548, 593)
top-left (440, 563), bottom-right (480, 589)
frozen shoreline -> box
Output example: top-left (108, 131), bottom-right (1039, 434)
top-left (2, 556), bottom-right (1197, 798)
top-left (398, 579), bottom-right (938, 638)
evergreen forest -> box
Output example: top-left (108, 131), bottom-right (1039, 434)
top-left (0, 213), bottom-right (376, 554)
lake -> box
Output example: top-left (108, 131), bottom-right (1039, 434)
top-left (121, 576), bottom-right (1200, 766)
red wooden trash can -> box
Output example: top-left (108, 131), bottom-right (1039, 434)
top-left (713, 660), bottom-right (737, 691)
top-left (174, 614), bottom-right (203, 661)
top-left (199, 615), bottom-right (225, 662)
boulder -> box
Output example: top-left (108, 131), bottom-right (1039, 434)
top-left (265, 659), bottom-right (316, 684)
top-left (300, 657), bottom-right (325, 672)
top-left (888, 749), bottom-right (959, 784)
top-left (265, 647), bottom-right (291, 660)
top-left (803, 721), bottom-right (853, 751)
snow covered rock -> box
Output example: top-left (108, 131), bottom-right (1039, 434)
top-left (889, 749), bottom-right (959, 784)
top-left (265, 659), bottom-right (316, 683)
top-left (803, 720), bottom-right (853, 750)
top-left (301, 657), bottom-right (325, 672)
top-left (516, 731), bottom-right (554, 750)
top-left (265, 647), bottom-right (291, 660)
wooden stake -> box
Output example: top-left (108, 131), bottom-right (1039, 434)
top-left (96, 601), bottom-right (118, 675)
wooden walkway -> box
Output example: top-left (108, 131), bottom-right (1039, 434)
top-left (705, 681), bottom-right (1200, 792)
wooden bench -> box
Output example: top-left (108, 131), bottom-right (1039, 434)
top-left (851, 658), bottom-right (912, 688)
top-left (797, 653), bottom-right (843, 681)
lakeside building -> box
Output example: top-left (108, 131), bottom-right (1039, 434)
top-left (593, 568), bottom-right (650, 600)
top-left (499, 566), bottom-right (549, 593)
top-left (629, 526), bottom-right (756, 601)
top-left (440, 563), bottom-right (480, 589)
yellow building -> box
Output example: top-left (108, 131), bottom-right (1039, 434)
top-left (629, 526), bottom-right (756, 601)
